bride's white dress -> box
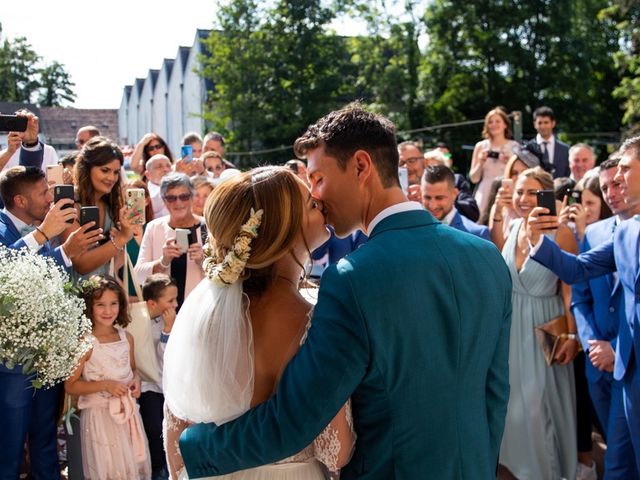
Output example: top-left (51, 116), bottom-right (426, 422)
top-left (162, 278), bottom-right (355, 480)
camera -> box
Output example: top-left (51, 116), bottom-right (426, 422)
top-left (487, 150), bottom-right (500, 159)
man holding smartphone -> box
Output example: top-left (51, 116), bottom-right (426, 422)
top-left (0, 166), bottom-right (104, 479)
top-left (526, 136), bottom-right (640, 477)
top-left (0, 110), bottom-right (59, 174)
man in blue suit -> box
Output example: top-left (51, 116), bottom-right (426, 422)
top-left (571, 156), bottom-right (640, 479)
top-left (528, 106), bottom-right (570, 179)
top-left (526, 135), bottom-right (640, 476)
top-left (421, 164), bottom-right (491, 241)
top-left (310, 226), bottom-right (368, 279)
top-left (0, 166), bottom-right (102, 479)
top-left (179, 104), bottom-right (513, 478)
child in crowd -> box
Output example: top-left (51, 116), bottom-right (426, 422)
top-left (65, 275), bottom-right (151, 480)
top-left (139, 274), bottom-right (178, 480)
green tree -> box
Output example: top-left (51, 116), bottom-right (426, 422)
top-left (200, 0), bottom-right (355, 166)
top-left (603, 0), bottom-right (640, 129)
top-left (38, 61), bottom-right (76, 107)
top-left (0, 26), bottom-right (76, 106)
top-left (420, 0), bottom-right (622, 171)
top-left (6, 36), bottom-right (40, 103)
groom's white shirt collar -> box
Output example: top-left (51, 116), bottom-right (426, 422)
top-left (366, 201), bottom-right (423, 235)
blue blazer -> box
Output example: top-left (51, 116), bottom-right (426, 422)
top-left (449, 211), bottom-right (491, 241)
top-left (312, 228), bottom-right (368, 266)
top-left (531, 217), bottom-right (640, 381)
top-left (0, 210), bottom-right (67, 272)
top-left (180, 210), bottom-right (513, 479)
top-left (552, 140), bottom-right (570, 178)
top-left (571, 217), bottom-right (623, 382)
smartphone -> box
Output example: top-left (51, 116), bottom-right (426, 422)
top-left (398, 167), bottom-right (409, 195)
top-left (181, 145), bottom-right (193, 164)
top-left (175, 228), bottom-right (190, 252)
top-left (0, 114), bottom-right (28, 132)
top-left (501, 178), bottom-right (513, 193)
top-left (536, 190), bottom-right (557, 216)
top-left (126, 188), bottom-right (146, 225)
top-left (53, 185), bottom-right (75, 224)
top-left (567, 189), bottom-right (582, 205)
top-left (80, 206), bottom-right (100, 232)
top-left (46, 164), bottom-right (64, 185)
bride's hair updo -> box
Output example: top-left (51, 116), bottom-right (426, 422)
top-left (204, 166), bottom-right (306, 295)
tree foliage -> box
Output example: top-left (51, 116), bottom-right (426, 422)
top-left (200, 0), bottom-right (355, 166)
top-left (200, 0), bottom-right (629, 167)
top-left (0, 24), bottom-right (76, 107)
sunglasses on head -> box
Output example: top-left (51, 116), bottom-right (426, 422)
top-left (163, 193), bottom-right (192, 203)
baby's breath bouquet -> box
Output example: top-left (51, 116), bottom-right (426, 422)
top-left (0, 246), bottom-right (93, 389)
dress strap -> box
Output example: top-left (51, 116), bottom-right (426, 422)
top-left (116, 327), bottom-right (127, 342)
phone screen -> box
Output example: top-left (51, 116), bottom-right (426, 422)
top-left (398, 167), bottom-right (409, 195)
top-left (181, 145), bottom-right (193, 164)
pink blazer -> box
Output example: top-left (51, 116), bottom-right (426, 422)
top-left (134, 215), bottom-right (205, 300)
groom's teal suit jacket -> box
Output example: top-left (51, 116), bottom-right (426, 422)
top-left (181, 209), bottom-right (512, 479)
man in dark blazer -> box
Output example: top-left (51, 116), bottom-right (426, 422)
top-left (528, 106), bottom-right (570, 178)
top-left (0, 166), bottom-right (102, 479)
top-left (179, 105), bottom-right (512, 479)
top-left (421, 164), bottom-right (491, 241)
top-left (526, 136), bottom-right (640, 477)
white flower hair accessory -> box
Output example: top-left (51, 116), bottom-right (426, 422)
top-left (204, 208), bottom-right (264, 287)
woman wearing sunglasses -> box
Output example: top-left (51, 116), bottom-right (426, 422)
top-left (135, 173), bottom-right (205, 310)
top-left (130, 132), bottom-right (174, 175)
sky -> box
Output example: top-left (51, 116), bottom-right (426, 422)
top-left (1, 0), bottom-right (366, 110)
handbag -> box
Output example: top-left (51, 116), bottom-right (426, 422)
top-left (534, 315), bottom-right (572, 366)
top-left (123, 250), bottom-right (162, 385)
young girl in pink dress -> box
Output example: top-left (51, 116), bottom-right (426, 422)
top-left (65, 275), bottom-right (151, 480)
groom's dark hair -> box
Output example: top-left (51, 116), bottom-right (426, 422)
top-left (293, 102), bottom-right (400, 188)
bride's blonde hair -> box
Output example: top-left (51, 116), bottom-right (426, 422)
top-left (204, 166), bottom-right (307, 295)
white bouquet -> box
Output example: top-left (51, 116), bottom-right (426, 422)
top-left (0, 246), bottom-right (93, 389)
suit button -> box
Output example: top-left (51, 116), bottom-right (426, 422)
top-left (610, 307), bottom-right (616, 313)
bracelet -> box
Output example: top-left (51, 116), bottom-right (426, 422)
top-left (565, 333), bottom-right (578, 340)
top-left (493, 218), bottom-right (503, 223)
top-left (159, 258), bottom-right (171, 268)
top-left (110, 237), bottom-right (124, 252)
top-left (34, 226), bottom-right (49, 242)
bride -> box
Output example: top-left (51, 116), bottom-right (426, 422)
top-left (162, 166), bottom-right (355, 479)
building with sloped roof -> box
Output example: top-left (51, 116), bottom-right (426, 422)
top-left (119, 29), bottom-right (213, 153)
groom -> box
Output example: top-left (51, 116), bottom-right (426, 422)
top-left (180, 104), bottom-right (512, 478)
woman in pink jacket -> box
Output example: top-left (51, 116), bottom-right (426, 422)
top-left (134, 173), bottom-right (205, 310)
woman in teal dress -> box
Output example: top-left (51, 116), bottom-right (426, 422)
top-left (499, 167), bottom-right (580, 479)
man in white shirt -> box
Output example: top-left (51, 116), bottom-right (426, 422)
top-left (569, 143), bottom-right (597, 182)
top-left (531, 106), bottom-right (570, 178)
top-left (0, 110), bottom-right (58, 173)
top-left (144, 154), bottom-right (172, 218)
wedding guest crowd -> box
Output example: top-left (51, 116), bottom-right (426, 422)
top-left (0, 103), bottom-right (639, 480)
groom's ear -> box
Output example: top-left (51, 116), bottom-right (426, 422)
top-left (352, 150), bottom-right (373, 183)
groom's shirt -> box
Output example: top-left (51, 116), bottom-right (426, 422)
top-left (366, 201), bottom-right (423, 234)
